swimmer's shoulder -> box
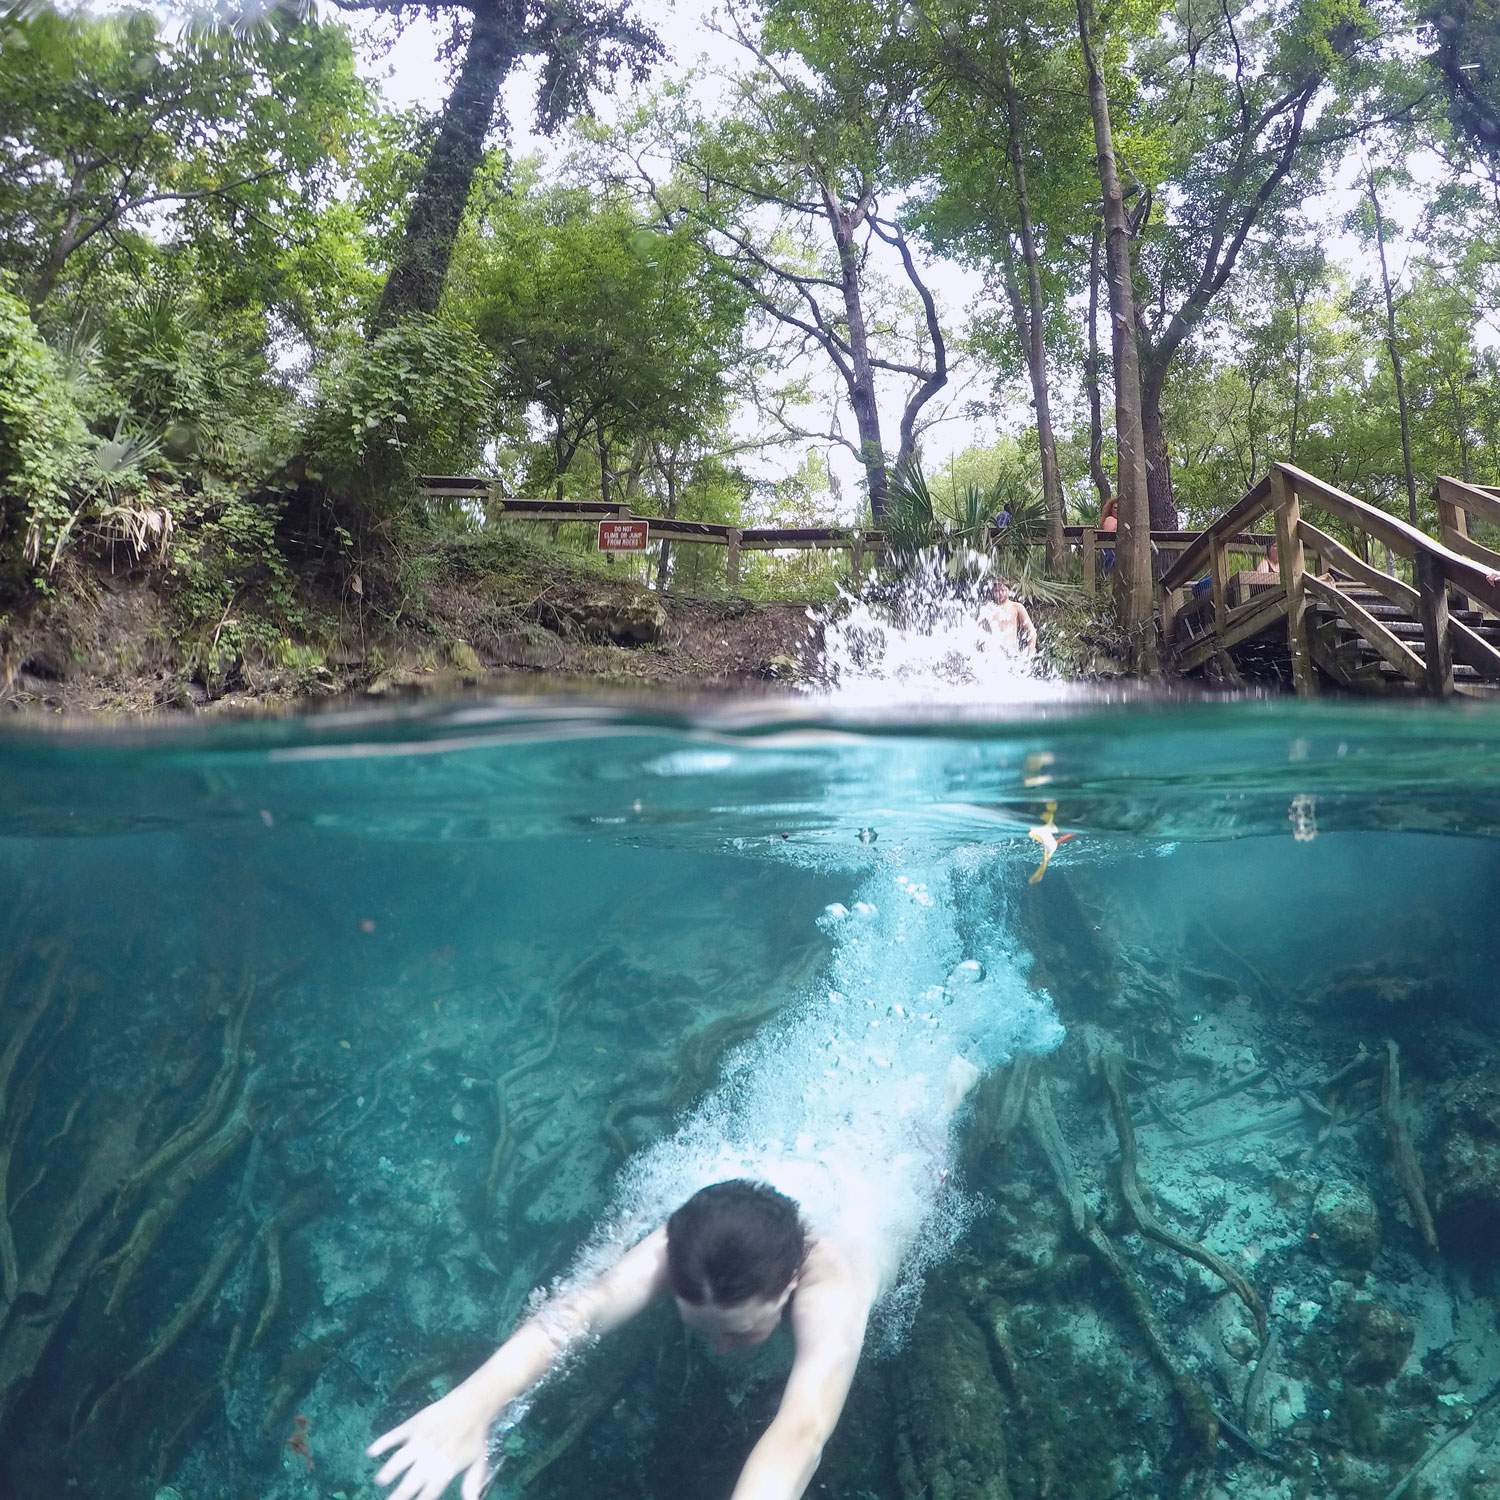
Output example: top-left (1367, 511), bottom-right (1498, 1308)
top-left (798, 1233), bottom-right (880, 1306)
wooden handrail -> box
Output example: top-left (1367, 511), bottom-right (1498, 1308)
top-left (1438, 476), bottom-right (1500, 529)
top-left (1296, 521), bottom-right (1419, 612)
top-left (1279, 463), bottom-right (1500, 616)
top-left (1159, 474), bottom-right (1274, 589)
top-left (1063, 526), bottom-right (1274, 545)
top-left (1304, 575), bottom-right (1425, 685)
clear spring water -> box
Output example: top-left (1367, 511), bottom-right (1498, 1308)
top-left (2, 693), bottom-right (1500, 1500)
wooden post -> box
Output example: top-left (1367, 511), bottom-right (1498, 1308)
top-left (726, 527), bottom-right (742, 589)
top-left (1160, 585), bottom-right (1181, 657)
top-left (1272, 465), bottom-right (1316, 697)
top-left (1414, 550), bottom-right (1455, 696)
top-left (850, 534), bottom-right (865, 582)
top-left (1209, 534), bottom-right (1231, 630)
top-left (1082, 528), bottom-right (1097, 596)
top-left (1435, 478), bottom-right (1473, 614)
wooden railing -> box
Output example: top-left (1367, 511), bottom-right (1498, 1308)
top-left (420, 479), bottom-right (887, 586)
top-left (1064, 520), bottom-right (1274, 596)
top-left (1159, 462), bottom-right (1500, 695)
top-left (425, 477), bottom-right (1282, 596)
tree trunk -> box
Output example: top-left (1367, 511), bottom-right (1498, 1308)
top-left (1366, 168), bottom-right (1419, 527)
top-left (1290, 284), bottom-right (1307, 462)
top-left (1077, 0), bottom-right (1155, 668)
top-left (654, 443), bottom-right (678, 591)
top-left (1139, 396), bottom-right (1177, 529)
top-left (824, 190), bottom-right (891, 523)
top-left (999, 51), bottom-right (1064, 568)
top-left (373, 0), bottom-right (521, 328)
top-left (1084, 224), bottom-right (1113, 507)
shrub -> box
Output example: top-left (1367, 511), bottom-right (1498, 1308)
top-left (301, 313), bottom-right (496, 517)
top-left (0, 282), bottom-right (92, 583)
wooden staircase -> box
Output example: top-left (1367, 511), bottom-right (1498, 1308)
top-left (1308, 585), bottom-right (1500, 698)
top-left (1159, 465), bottom-right (1500, 698)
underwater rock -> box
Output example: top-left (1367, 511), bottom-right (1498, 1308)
top-left (894, 1293), bottom-right (1012, 1500)
top-left (1311, 1179), bottom-right (1381, 1273)
top-left (541, 594), bottom-right (667, 646)
top-left (1432, 1065), bottom-right (1500, 1255)
top-left (1336, 1291), bottom-right (1414, 1385)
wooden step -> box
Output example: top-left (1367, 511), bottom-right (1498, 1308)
top-left (1371, 658), bottom-right (1486, 682)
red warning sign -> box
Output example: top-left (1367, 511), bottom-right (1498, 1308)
top-left (598, 519), bottom-right (650, 552)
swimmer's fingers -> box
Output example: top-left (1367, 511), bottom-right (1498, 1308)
top-left (368, 1420), bottom-right (414, 1460)
top-left (386, 1450), bottom-right (456, 1500)
top-left (373, 1439), bottom-right (420, 1487)
top-left (461, 1452), bottom-right (493, 1500)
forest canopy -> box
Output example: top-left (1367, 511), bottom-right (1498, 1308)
top-left (0, 0), bottom-right (1496, 650)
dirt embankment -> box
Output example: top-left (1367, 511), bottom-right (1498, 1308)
top-left (0, 540), bottom-right (821, 718)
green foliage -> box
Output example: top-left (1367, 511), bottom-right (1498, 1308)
top-left (885, 454), bottom-right (1079, 604)
top-left (302, 314), bottom-right (498, 511)
top-left (450, 168), bottom-right (747, 501)
top-left (1423, 0), bottom-right (1500, 160)
top-left (0, 279), bottom-right (91, 582)
top-left (0, 5), bottom-right (373, 324)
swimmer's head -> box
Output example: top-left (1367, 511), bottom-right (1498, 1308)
top-left (990, 576), bottom-right (1012, 603)
top-left (667, 1180), bottom-right (805, 1353)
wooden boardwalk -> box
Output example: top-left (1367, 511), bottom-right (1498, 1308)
top-left (1159, 465), bottom-right (1500, 697)
top-left (421, 478), bottom-right (1276, 595)
top-left (422, 468), bottom-right (1500, 696)
top-left (419, 479), bottom-right (885, 586)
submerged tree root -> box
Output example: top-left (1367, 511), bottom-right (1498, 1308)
top-left (99, 1081), bottom-right (256, 1317)
top-left (980, 1300), bottom-right (1059, 1498)
top-left (115, 981), bottom-right (252, 1206)
top-left (1380, 1375), bottom-right (1500, 1500)
top-left (0, 949), bottom-right (68, 1309)
top-left (1025, 1078), bottom-right (1220, 1464)
top-left (1380, 1040), bottom-right (1438, 1252)
top-left (76, 1220), bottom-right (250, 1436)
top-left (506, 1346), bottom-right (651, 1493)
top-left (1091, 1041), bottom-right (1267, 1342)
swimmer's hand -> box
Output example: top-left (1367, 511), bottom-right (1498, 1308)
top-left (368, 1385), bottom-right (496, 1500)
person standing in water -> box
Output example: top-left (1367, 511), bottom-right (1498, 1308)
top-left (979, 577), bottom-right (1037, 662)
top-left (367, 1057), bottom-right (982, 1500)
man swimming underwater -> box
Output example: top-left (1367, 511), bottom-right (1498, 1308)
top-left (367, 1057), bottom-right (982, 1500)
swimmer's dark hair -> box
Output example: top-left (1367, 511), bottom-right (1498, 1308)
top-left (666, 1179), bottom-right (806, 1306)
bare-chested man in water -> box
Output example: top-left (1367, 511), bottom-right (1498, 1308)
top-left (979, 577), bottom-right (1037, 663)
top-left (368, 1057), bottom-right (981, 1500)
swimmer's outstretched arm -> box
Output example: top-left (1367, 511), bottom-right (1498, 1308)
top-left (368, 1227), bottom-right (669, 1500)
top-left (730, 1274), bottom-right (871, 1500)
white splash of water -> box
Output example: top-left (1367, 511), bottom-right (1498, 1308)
top-left (538, 852), bottom-right (1061, 1360)
top-left (806, 549), bottom-right (1070, 707)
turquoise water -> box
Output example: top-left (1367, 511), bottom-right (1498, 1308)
top-left (2, 695), bottom-right (1499, 1500)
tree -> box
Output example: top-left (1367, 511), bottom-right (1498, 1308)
top-left (1127, 0), bottom-right (1401, 526)
top-left (450, 168), bottom-right (750, 504)
top-left (1423, 0), bottom-right (1500, 161)
top-left (330, 0), bottom-right (662, 329)
top-left (1359, 160), bottom-right (1421, 523)
top-left (0, 6), bottom-right (370, 320)
top-left (1076, 0), bottom-right (1154, 658)
top-left (895, 0), bottom-right (1099, 569)
top-left (635, 3), bottom-right (948, 524)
